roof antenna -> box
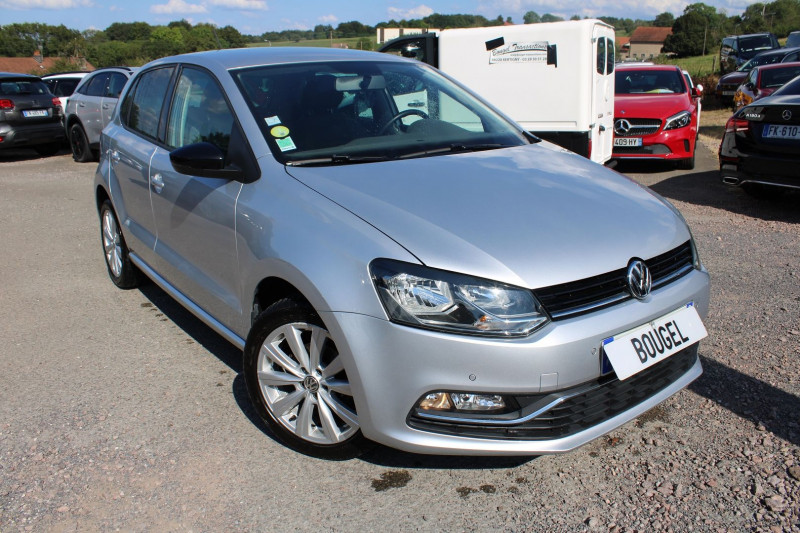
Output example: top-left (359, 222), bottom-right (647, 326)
top-left (212, 26), bottom-right (222, 50)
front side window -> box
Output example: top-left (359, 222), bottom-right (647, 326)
top-left (106, 72), bottom-right (129, 98)
top-left (166, 67), bottom-right (234, 155)
top-left (120, 67), bottom-right (174, 139)
top-left (232, 60), bottom-right (528, 165)
top-left (85, 73), bottom-right (110, 97)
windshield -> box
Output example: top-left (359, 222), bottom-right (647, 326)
top-left (761, 66), bottom-right (800, 88)
top-left (615, 70), bottom-right (686, 95)
top-left (739, 53), bottom-right (783, 72)
top-left (232, 60), bottom-right (528, 165)
top-left (0, 79), bottom-right (50, 96)
top-left (739, 35), bottom-right (775, 57)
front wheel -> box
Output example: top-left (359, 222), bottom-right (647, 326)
top-left (244, 298), bottom-right (369, 459)
top-left (677, 150), bottom-right (695, 170)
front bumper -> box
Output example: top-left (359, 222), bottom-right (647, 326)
top-left (613, 127), bottom-right (697, 162)
top-left (322, 268), bottom-right (710, 455)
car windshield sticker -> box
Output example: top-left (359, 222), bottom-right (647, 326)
top-left (270, 125), bottom-right (290, 139)
top-left (265, 116), bottom-right (281, 126)
top-left (275, 136), bottom-right (296, 152)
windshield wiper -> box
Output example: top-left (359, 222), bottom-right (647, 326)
top-left (398, 143), bottom-right (510, 160)
top-left (286, 154), bottom-right (390, 167)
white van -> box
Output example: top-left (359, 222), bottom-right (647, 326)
top-left (380, 20), bottom-right (616, 164)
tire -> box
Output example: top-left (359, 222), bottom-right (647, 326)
top-left (34, 143), bottom-right (60, 157)
top-left (99, 200), bottom-right (142, 289)
top-left (70, 123), bottom-right (93, 163)
top-left (244, 298), bottom-right (369, 459)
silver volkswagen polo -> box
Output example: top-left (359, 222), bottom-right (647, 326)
top-left (95, 48), bottom-right (709, 458)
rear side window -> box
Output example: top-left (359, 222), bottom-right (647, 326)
top-left (120, 67), bottom-right (174, 140)
top-left (165, 67), bottom-right (234, 154)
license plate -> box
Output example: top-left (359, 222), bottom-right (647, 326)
top-left (722, 90), bottom-right (735, 96)
top-left (614, 137), bottom-right (642, 147)
top-left (762, 124), bottom-right (800, 140)
top-left (602, 303), bottom-right (707, 381)
top-left (22, 109), bottom-right (48, 118)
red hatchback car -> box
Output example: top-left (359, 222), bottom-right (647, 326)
top-left (733, 62), bottom-right (800, 109)
top-left (613, 65), bottom-right (701, 169)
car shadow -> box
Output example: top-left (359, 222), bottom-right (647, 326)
top-left (0, 147), bottom-right (70, 162)
top-left (690, 355), bottom-right (800, 447)
top-left (616, 155), bottom-right (800, 224)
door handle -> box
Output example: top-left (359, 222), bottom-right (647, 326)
top-left (110, 150), bottom-right (120, 164)
top-left (599, 125), bottom-right (606, 132)
top-left (102, 104), bottom-right (111, 109)
top-left (151, 173), bottom-right (164, 194)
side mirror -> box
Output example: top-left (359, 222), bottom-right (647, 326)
top-left (692, 84), bottom-right (703, 97)
top-left (170, 142), bottom-right (244, 181)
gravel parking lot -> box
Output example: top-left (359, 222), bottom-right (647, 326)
top-left (1, 144), bottom-right (798, 532)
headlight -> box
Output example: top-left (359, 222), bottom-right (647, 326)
top-left (664, 110), bottom-right (692, 131)
top-left (370, 259), bottom-right (549, 337)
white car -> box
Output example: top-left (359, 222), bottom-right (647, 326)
top-left (41, 71), bottom-right (89, 123)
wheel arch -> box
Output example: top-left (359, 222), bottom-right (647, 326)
top-left (250, 276), bottom-right (314, 327)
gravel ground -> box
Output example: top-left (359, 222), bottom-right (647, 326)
top-left (0, 144), bottom-right (798, 532)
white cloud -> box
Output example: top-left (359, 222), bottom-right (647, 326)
top-left (0, 0), bottom-right (91, 9)
top-left (387, 4), bottom-right (434, 20)
top-left (476, 0), bottom-right (740, 20)
top-left (207, 0), bottom-right (266, 10)
top-left (318, 14), bottom-right (337, 24)
top-left (150, 0), bottom-right (207, 14)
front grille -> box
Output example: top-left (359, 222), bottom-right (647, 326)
top-left (613, 144), bottom-right (672, 155)
top-left (615, 118), bottom-right (661, 137)
top-left (407, 346), bottom-right (698, 441)
top-left (535, 241), bottom-right (694, 320)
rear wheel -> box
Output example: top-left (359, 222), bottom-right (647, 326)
top-left (244, 298), bottom-right (369, 459)
top-left (70, 124), bottom-right (93, 163)
top-left (100, 200), bottom-right (142, 289)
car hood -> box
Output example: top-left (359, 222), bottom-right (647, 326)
top-left (284, 146), bottom-right (689, 289)
top-left (614, 94), bottom-right (692, 119)
top-left (718, 71), bottom-right (748, 87)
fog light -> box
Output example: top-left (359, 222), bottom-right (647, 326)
top-left (419, 392), bottom-right (452, 410)
top-left (451, 393), bottom-right (505, 411)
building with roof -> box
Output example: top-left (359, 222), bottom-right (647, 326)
top-left (628, 26), bottom-right (672, 60)
top-left (0, 52), bottom-right (94, 76)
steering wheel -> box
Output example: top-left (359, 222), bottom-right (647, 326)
top-left (378, 109), bottom-right (429, 135)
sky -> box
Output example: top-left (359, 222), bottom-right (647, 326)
top-left (0, 0), bottom-right (764, 36)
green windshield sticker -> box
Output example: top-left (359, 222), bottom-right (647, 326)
top-left (276, 136), bottom-right (296, 152)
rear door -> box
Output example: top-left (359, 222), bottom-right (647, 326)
top-left (592, 26), bottom-right (615, 164)
top-left (76, 72), bottom-right (109, 144)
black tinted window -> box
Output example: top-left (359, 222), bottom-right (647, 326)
top-left (121, 67), bottom-right (174, 139)
top-left (85, 73), bottom-right (109, 97)
top-left (0, 79), bottom-right (50, 96)
top-left (107, 73), bottom-right (129, 98)
top-left (597, 37), bottom-right (605, 75)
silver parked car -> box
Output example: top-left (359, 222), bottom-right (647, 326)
top-left (65, 66), bottom-right (135, 162)
top-left (95, 48), bottom-right (710, 458)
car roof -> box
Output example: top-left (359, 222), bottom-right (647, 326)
top-left (616, 64), bottom-right (680, 72)
top-left (725, 32), bottom-right (775, 39)
top-left (145, 47), bottom-right (407, 72)
top-left (754, 46), bottom-right (800, 58)
top-left (754, 60), bottom-right (800, 72)
top-left (0, 72), bottom-right (42, 80)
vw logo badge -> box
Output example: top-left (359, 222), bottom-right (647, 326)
top-left (783, 109), bottom-right (792, 121)
top-left (614, 119), bottom-right (632, 136)
top-left (627, 259), bottom-right (652, 300)
top-left (303, 375), bottom-right (320, 393)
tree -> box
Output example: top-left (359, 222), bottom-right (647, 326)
top-left (663, 10), bottom-right (709, 57)
top-left (654, 12), bottom-right (675, 27)
top-left (105, 22), bottom-right (152, 41)
top-left (541, 14), bottom-right (565, 23)
top-left (523, 11), bottom-right (541, 24)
